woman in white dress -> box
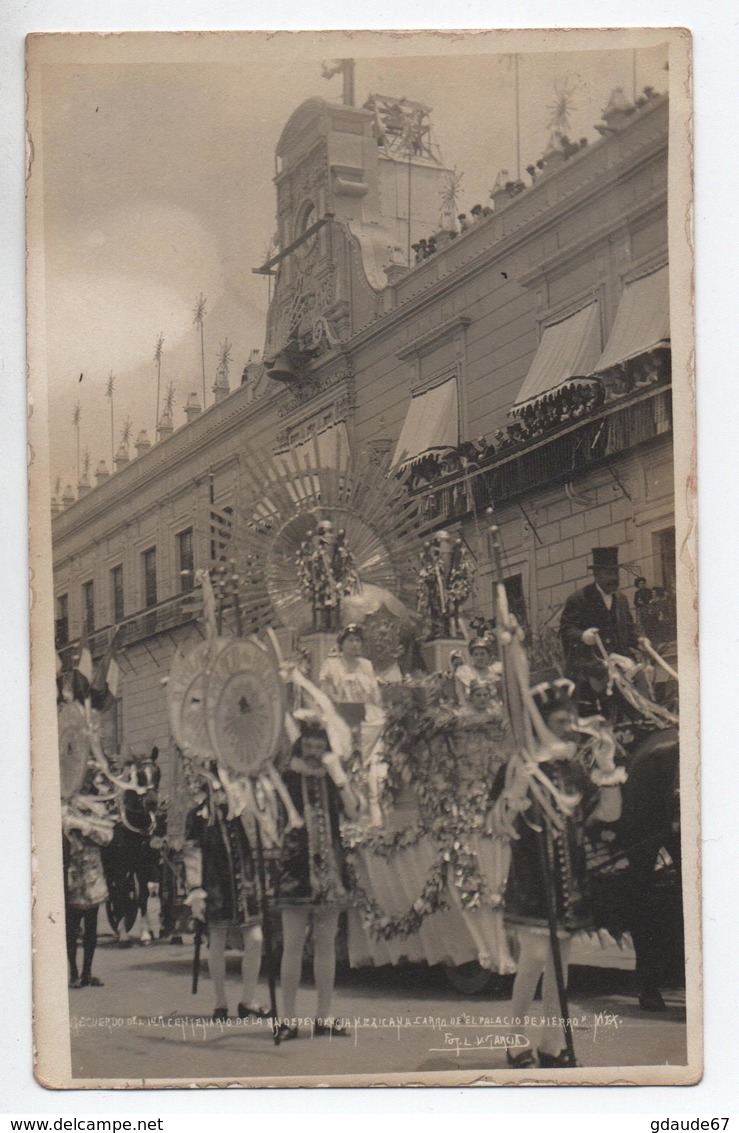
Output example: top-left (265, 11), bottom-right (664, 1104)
top-left (455, 636), bottom-right (503, 704)
top-left (319, 624), bottom-right (385, 827)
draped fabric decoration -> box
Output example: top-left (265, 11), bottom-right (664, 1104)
top-left (391, 375), bottom-right (459, 469)
top-left (511, 302), bottom-right (603, 415)
top-left (595, 265), bottom-right (669, 372)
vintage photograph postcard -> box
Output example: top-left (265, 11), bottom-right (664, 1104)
top-left (27, 27), bottom-right (699, 1088)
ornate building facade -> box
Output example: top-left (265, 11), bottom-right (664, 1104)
top-left (52, 85), bottom-right (674, 786)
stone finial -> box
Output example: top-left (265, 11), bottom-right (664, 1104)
top-left (184, 393), bottom-right (202, 423)
top-left (135, 430), bottom-right (152, 456)
top-left (383, 246), bottom-right (409, 285)
top-left (600, 87), bottom-right (636, 131)
top-left (62, 483), bottom-right (76, 506)
top-left (212, 368), bottom-right (230, 405)
top-left (114, 440), bottom-right (130, 471)
top-left (157, 410), bottom-right (174, 441)
top-left (94, 461), bottom-right (110, 486)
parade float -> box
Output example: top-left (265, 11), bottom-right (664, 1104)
top-left (155, 441), bottom-right (680, 1013)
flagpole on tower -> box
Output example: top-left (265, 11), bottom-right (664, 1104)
top-left (72, 400), bottom-right (82, 486)
top-left (106, 371), bottom-right (115, 469)
top-left (154, 332), bottom-right (164, 433)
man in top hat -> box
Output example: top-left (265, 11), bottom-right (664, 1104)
top-left (559, 547), bottom-right (639, 714)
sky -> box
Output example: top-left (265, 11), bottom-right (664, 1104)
top-left (39, 36), bottom-right (669, 496)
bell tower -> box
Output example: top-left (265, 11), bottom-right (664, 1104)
top-left (260, 85), bottom-right (453, 382)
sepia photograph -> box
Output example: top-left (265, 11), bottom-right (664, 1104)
top-left (26, 27), bottom-right (698, 1088)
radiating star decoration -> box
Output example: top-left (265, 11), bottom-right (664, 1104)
top-left (120, 417), bottom-right (133, 447)
top-left (153, 332), bottom-right (165, 366)
top-left (164, 382), bottom-right (176, 416)
top-left (217, 338), bottom-right (232, 380)
top-left (106, 371), bottom-right (115, 400)
top-left (192, 293), bottom-right (207, 330)
top-left (547, 76), bottom-right (579, 136)
top-left (439, 166), bottom-right (464, 226)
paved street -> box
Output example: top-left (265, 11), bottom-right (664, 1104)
top-left (67, 937), bottom-right (687, 1084)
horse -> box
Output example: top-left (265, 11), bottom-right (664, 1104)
top-left (101, 754), bottom-right (162, 945)
top-left (584, 718), bottom-right (682, 1009)
top-left (619, 725), bottom-right (682, 1007)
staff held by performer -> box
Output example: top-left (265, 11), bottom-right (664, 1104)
top-left (274, 721), bottom-right (360, 1041)
top-left (493, 679), bottom-right (623, 1068)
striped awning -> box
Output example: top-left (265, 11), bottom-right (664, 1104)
top-left (595, 265), bottom-right (670, 371)
top-left (391, 376), bottom-right (459, 468)
top-left (512, 302), bottom-right (602, 412)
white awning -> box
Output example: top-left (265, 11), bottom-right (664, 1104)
top-left (595, 266), bottom-right (670, 371)
top-left (512, 302), bottom-right (602, 411)
top-left (391, 376), bottom-right (459, 467)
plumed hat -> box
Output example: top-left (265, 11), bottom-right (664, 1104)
top-left (530, 678), bottom-right (576, 718)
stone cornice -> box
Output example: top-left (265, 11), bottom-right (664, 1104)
top-left (52, 382), bottom-right (288, 543)
top-left (347, 99), bottom-right (668, 351)
top-left (396, 316), bottom-right (471, 361)
top-left (515, 189), bottom-right (668, 288)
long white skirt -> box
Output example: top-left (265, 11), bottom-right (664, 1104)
top-left (346, 812), bottom-right (515, 973)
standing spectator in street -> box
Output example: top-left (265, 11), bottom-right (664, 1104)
top-left (559, 547), bottom-right (639, 714)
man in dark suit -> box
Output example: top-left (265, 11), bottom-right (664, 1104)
top-left (559, 547), bottom-right (639, 714)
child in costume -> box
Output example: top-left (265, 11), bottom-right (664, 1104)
top-left (182, 763), bottom-right (269, 1022)
top-left (63, 767), bottom-right (117, 988)
top-left (275, 722), bottom-right (360, 1040)
top-left (493, 678), bottom-right (623, 1068)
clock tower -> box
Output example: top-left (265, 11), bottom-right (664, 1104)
top-left (261, 91), bottom-right (453, 380)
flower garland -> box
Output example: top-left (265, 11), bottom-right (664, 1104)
top-left (343, 820), bottom-right (426, 858)
top-left (345, 854), bottom-right (450, 941)
top-left (345, 825), bottom-right (498, 940)
top-left (340, 678), bottom-right (510, 941)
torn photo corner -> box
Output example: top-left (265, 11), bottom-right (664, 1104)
top-left (26, 27), bottom-right (699, 1089)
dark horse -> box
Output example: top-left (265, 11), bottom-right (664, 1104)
top-left (619, 725), bottom-right (682, 1009)
top-left (101, 754), bottom-right (161, 944)
top-left (587, 719), bottom-right (682, 1010)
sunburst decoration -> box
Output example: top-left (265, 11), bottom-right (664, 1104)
top-left (164, 381), bottom-right (176, 416)
top-left (546, 76), bottom-right (579, 137)
top-left (186, 444), bottom-right (442, 638)
top-left (439, 167), bottom-right (464, 227)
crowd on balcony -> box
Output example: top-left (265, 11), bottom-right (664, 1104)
top-left (404, 346), bottom-right (671, 495)
top-left (405, 381), bottom-right (608, 491)
top-left (408, 87), bottom-right (664, 274)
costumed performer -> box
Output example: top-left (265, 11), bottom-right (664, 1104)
top-left (275, 721), bottom-right (360, 1041)
top-left (63, 765), bottom-right (114, 989)
top-left (182, 760), bottom-right (270, 1022)
top-left (454, 635), bottom-right (504, 705)
top-left (442, 680), bottom-right (515, 972)
top-left (492, 679), bottom-right (623, 1068)
top-left (319, 624), bottom-right (386, 826)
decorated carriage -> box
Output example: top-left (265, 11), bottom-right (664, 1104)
top-left (158, 443), bottom-right (681, 1009)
